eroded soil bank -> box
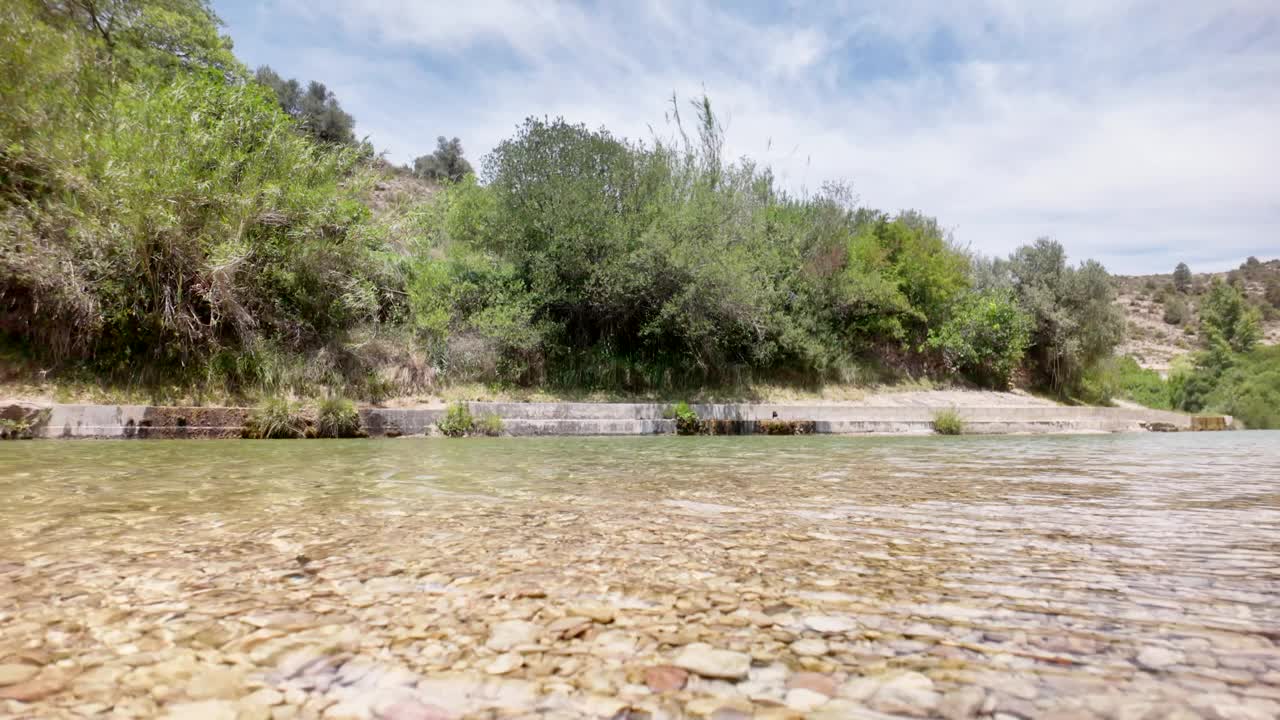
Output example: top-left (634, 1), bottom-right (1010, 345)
top-left (1, 434), bottom-right (1278, 719)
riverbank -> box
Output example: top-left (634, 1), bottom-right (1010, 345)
top-left (2, 392), bottom-right (1214, 439)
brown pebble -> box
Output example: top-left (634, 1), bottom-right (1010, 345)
top-left (786, 672), bottom-right (837, 697)
top-left (0, 669), bottom-right (67, 702)
top-left (644, 665), bottom-right (689, 692)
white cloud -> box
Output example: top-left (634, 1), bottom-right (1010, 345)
top-left (221, 0), bottom-right (1280, 272)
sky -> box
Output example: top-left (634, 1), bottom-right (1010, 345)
top-left (214, 0), bottom-right (1280, 274)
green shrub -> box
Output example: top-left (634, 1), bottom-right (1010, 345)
top-left (1195, 345), bottom-right (1280, 429)
top-left (672, 401), bottom-right (701, 435)
top-left (0, 418), bottom-right (32, 439)
top-left (475, 413), bottom-right (504, 436)
top-left (1162, 296), bottom-right (1188, 325)
top-left (245, 397), bottom-right (307, 439)
top-left (1005, 239), bottom-right (1126, 396)
top-left (927, 288), bottom-right (1032, 388)
top-left (932, 408), bottom-right (964, 435)
top-left (316, 396), bottom-right (362, 438)
top-left (437, 402), bottom-right (474, 437)
top-left (1199, 282), bottom-right (1262, 355)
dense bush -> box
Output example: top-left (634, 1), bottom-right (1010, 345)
top-left (1, 2), bottom-right (1134, 402)
top-left (405, 105), bottom-right (1066, 393)
top-left (1081, 356), bottom-right (1171, 409)
top-left (1162, 296), bottom-right (1188, 325)
top-left (1198, 346), bottom-right (1280, 429)
top-left (672, 401), bottom-right (701, 435)
top-left (995, 239), bottom-right (1125, 396)
top-left (316, 396), bottom-right (362, 438)
top-left (1, 1), bottom-right (405, 395)
top-left (245, 397), bottom-right (307, 439)
top-left (413, 137), bottom-right (473, 182)
top-left (927, 288), bottom-right (1032, 388)
top-left (437, 402), bottom-right (474, 437)
top-left (1199, 282), bottom-right (1262, 357)
top-left (254, 65), bottom-right (357, 146)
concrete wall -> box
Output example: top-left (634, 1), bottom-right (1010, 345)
top-left (13, 400), bottom-right (1222, 439)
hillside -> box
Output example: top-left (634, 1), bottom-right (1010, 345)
top-left (1115, 258), bottom-right (1280, 374)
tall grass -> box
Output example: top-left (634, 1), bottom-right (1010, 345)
top-left (932, 408), bottom-right (964, 435)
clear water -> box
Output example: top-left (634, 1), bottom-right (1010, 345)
top-left (2, 432), bottom-right (1278, 717)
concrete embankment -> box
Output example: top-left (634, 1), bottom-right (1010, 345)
top-left (2, 399), bottom-right (1220, 439)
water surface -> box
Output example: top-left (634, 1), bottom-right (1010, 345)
top-left (2, 433), bottom-right (1278, 718)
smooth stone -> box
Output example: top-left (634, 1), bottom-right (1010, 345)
top-left (484, 652), bottom-right (523, 675)
top-left (1136, 647), bottom-right (1185, 670)
top-left (568, 602), bottom-right (616, 623)
top-left (791, 638), bottom-right (829, 657)
top-left (0, 664), bottom-right (39, 687)
top-left (673, 643), bottom-right (751, 680)
top-left (839, 676), bottom-right (884, 702)
top-left (802, 615), bottom-right (858, 634)
top-left (644, 665), bottom-right (689, 692)
top-left (485, 620), bottom-right (540, 652)
top-left (784, 687), bottom-right (830, 711)
top-left (786, 672), bottom-right (837, 697)
top-left (0, 669), bottom-right (67, 702)
top-left (186, 666), bottom-right (243, 700)
top-left (869, 672), bottom-right (940, 717)
top-left (938, 687), bottom-right (986, 719)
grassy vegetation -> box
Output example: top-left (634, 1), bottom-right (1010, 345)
top-left (244, 397), bottom-right (307, 439)
top-left (932, 408), bottom-right (965, 435)
top-left (436, 402), bottom-right (474, 437)
top-left (3, 1), bottom-right (1133, 405)
top-left (672, 401), bottom-right (701, 435)
top-left (475, 413), bottom-right (504, 437)
top-left (315, 396), bottom-right (362, 438)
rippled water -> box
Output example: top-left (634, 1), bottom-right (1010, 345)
top-left (2, 433), bottom-right (1279, 719)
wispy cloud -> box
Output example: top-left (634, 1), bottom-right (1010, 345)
top-left (217, 0), bottom-right (1280, 272)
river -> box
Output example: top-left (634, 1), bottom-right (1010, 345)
top-left (1, 433), bottom-right (1278, 719)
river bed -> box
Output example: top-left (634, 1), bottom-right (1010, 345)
top-left (2, 433), bottom-right (1279, 719)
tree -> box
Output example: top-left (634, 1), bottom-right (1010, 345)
top-left (1006, 238), bottom-right (1125, 395)
top-left (1199, 281), bottom-right (1262, 356)
top-left (254, 65), bottom-right (355, 144)
top-left (414, 136), bottom-right (473, 183)
top-left (926, 288), bottom-right (1032, 388)
top-left (40, 0), bottom-right (238, 73)
top-left (1172, 262), bottom-right (1192, 293)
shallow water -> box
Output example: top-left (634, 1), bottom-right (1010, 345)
top-left (2, 433), bottom-right (1279, 719)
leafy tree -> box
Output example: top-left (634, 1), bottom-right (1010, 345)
top-left (413, 136), bottom-right (473, 183)
top-left (254, 65), bottom-right (355, 144)
top-left (39, 0), bottom-right (238, 74)
top-left (1172, 262), bottom-right (1192, 293)
top-left (1199, 281), bottom-right (1262, 357)
top-left (1199, 345), bottom-right (1280, 429)
top-left (1006, 238), bottom-right (1125, 395)
top-left (927, 288), bottom-right (1032, 388)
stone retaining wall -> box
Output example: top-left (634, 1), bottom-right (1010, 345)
top-left (1, 400), bottom-right (1227, 439)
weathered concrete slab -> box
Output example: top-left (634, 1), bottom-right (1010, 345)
top-left (18, 400), bottom-right (1223, 439)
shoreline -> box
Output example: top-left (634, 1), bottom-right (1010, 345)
top-left (3, 399), bottom-right (1224, 439)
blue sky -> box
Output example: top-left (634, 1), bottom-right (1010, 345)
top-left (214, 1), bottom-right (1279, 274)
